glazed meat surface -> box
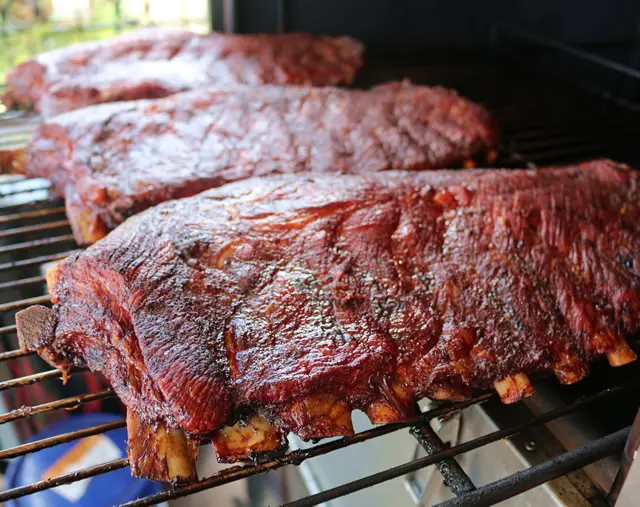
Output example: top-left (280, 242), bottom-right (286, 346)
top-left (17, 160), bottom-right (639, 481)
top-left (2, 28), bottom-right (363, 117)
top-left (17, 82), bottom-right (498, 244)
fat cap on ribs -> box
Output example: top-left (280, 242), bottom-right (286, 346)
top-left (11, 81), bottom-right (498, 244)
top-left (2, 27), bottom-right (364, 117)
top-left (16, 159), bottom-right (640, 482)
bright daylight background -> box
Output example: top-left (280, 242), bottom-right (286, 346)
top-left (0, 0), bottom-right (209, 81)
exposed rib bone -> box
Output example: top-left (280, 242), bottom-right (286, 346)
top-left (366, 400), bottom-right (405, 424)
top-left (552, 350), bottom-right (588, 385)
top-left (493, 373), bottom-right (535, 404)
top-left (212, 415), bottom-right (286, 462)
top-left (0, 148), bottom-right (26, 174)
top-left (371, 377), bottom-right (416, 423)
top-left (65, 187), bottom-right (109, 244)
top-left (45, 262), bottom-right (63, 295)
top-left (281, 394), bottom-right (353, 439)
top-left (592, 330), bottom-right (618, 354)
top-left (428, 383), bottom-right (469, 401)
top-left (126, 411), bottom-right (198, 483)
top-left (606, 339), bottom-right (637, 367)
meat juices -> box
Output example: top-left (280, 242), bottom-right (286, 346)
top-left (17, 160), bottom-right (639, 482)
top-left (2, 28), bottom-right (364, 117)
top-left (13, 82), bottom-right (498, 244)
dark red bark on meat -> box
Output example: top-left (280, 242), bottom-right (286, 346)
top-left (18, 160), bottom-right (639, 467)
top-left (20, 82), bottom-right (498, 244)
top-left (2, 28), bottom-right (364, 117)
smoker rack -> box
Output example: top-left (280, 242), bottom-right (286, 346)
top-left (0, 26), bottom-right (639, 506)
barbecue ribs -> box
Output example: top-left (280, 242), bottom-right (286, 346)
top-left (9, 82), bottom-right (498, 244)
top-left (2, 28), bottom-right (363, 117)
top-left (17, 160), bottom-right (639, 482)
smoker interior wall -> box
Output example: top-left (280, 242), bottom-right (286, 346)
top-left (233, 0), bottom-right (640, 47)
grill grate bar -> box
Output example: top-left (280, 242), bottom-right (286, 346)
top-left (0, 393), bottom-right (495, 503)
top-left (128, 379), bottom-right (637, 507)
top-left (0, 349), bottom-right (33, 361)
top-left (410, 422), bottom-right (476, 496)
top-left (0, 368), bottom-right (88, 392)
top-left (0, 458), bottom-right (130, 502)
top-left (0, 206), bottom-right (66, 225)
top-left (434, 427), bottom-right (631, 507)
top-left (0, 370), bottom-right (631, 504)
top-left (0, 370), bottom-right (61, 392)
top-left (0, 199), bottom-right (51, 214)
top-left (0, 234), bottom-right (75, 255)
top-left (0, 141), bottom-right (30, 152)
top-left (0, 249), bottom-right (80, 273)
top-left (0, 40), bottom-right (638, 507)
top-left (494, 22), bottom-right (640, 81)
top-left (0, 219), bottom-right (70, 240)
top-left (0, 275), bottom-right (46, 292)
top-left (0, 389), bottom-right (115, 425)
top-left (0, 111), bottom-right (39, 123)
top-left (0, 182), bottom-right (51, 198)
top-left (0, 419), bottom-right (126, 461)
top-left (281, 380), bottom-right (639, 507)
top-left (0, 294), bottom-right (50, 313)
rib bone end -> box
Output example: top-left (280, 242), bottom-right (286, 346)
top-left (553, 351), bottom-right (588, 385)
top-left (606, 340), bottom-right (637, 367)
top-left (0, 148), bottom-right (27, 174)
top-left (428, 383), bottom-right (469, 401)
top-left (366, 400), bottom-right (405, 424)
top-left (494, 373), bottom-right (535, 404)
top-left (127, 411), bottom-right (198, 483)
top-left (282, 394), bottom-right (354, 440)
top-left (45, 262), bottom-right (63, 295)
top-left (554, 367), bottom-right (587, 385)
top-left (65, 186), bottom-right (109, 245)
top-left (213, 415), bottom-right (286, 463)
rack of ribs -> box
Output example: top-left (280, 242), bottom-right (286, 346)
top-left (16, 159), bottom-right (639, 482)
top-left (7, 82), bottom-right (498, 244)
top-left (1, 28), bottom-right (364, 117)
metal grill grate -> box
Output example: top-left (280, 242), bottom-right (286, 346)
top-left (0, 34), bottom-right (639, 506)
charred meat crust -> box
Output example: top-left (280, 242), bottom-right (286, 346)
top-left (19, 82), bottom-right (499, 244)
top-left (16, 305), bottom-right (57, 352)
top-left (2, 28), bottom-right (364, 117)
top-left (19, 160), bottom-right (640, 480)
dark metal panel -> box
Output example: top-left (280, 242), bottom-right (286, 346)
top-left (435, 427), bottom-right (630, 507)
top-left (233, 0), bottom-right (279, 33)
top-left (231, 0), bottom-right (640, 47)
top-left (209, 0), bottom-right (225, 32)
top-left (284, 0), bottom-right (490, 47)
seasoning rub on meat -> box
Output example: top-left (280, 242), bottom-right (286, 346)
top-left (17, 160), bottom-right (639, 482)
top-left (2, 28), bottom-right (364, 117)
top-left (6, 82), bottom-right (498, 244)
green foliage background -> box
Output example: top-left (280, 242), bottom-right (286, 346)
top-left (0, 0), bottom-right (207, 83)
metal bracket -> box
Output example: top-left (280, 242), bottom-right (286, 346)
top-left (610, 409), bottom-right (640, 505)
top-left (403, 411), bottom-right (476, 505)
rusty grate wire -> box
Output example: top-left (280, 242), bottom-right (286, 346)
top-left (0, 40), bottom-right (639, 507)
